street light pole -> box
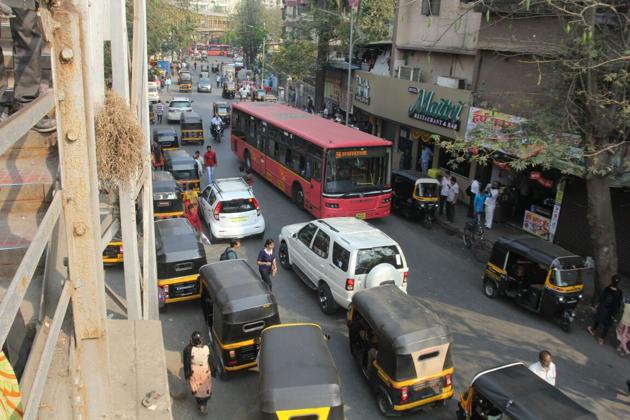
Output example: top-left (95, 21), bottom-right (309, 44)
top-left (345, 9), bottom-right (354, 126)
top-left (261, 22), bottom-right (266, 87)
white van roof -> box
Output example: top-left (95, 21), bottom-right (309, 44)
top-left (315, 217), bottom-right (397, 250)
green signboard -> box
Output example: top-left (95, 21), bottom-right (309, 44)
top-left (408, 89), bottom-right (464, 130)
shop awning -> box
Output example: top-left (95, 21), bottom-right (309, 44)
top-left (326, 61), bottom-right (361, 71)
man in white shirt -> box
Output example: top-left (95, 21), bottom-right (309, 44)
top-left (439, 170), bottom-right (451, 216)
top-left (484, 181), bottom-right (500, 229)
top-left (467, 177), bottom-right (480, 217)
top-left (446, 177), bottom-right (459, 223)
top-left (529, 350), bottom-right (556, 386)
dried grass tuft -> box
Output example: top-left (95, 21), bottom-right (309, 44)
top-left (95, 91), bottom-right (145, 192)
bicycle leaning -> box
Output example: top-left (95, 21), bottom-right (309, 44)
top-left (463, 219), bottom-right (491, 262)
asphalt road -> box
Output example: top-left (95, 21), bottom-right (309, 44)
top-left (105, 58), bottom-right (630, 419)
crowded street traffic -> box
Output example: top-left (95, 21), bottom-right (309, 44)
top-left (103, 57), bottom-right (630, 419)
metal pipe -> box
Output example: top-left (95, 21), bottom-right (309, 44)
top-left (345, 9), bottom-right (354, 126)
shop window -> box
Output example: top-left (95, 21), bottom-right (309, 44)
top-left (439, 149), bottom-right (471, 178)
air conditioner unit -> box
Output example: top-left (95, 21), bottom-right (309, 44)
top-left (437, 76), bottom-right (466, 89)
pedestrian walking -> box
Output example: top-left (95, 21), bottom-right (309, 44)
top-left (616, 296), bottom-right (630, 356)
top-left (184, 203), bottom-right (202, 233)
top-left (445, 176), bottom-right (459, 223)
top-left (193, 150), bottom-right (204, 179)
top-left (420, 145), bottom-right (433, 177)
top-left (256, 239), bottom-right (277, 290)
top-left (165, 77), bottom-right (171, 92)
top-left (473, 189), bottom-right (486, 226)
top-left (193, 61), bottom-right (197, 71)
top-left (528, 350), bottom-right (556, 386)
top-left (182, 331), bottom-right (214, 415)
top-left (155, 100), bottom-right (164, 124)
top-left (439, 171), bottom-right (451, 216)
top-left (484, 182), bottom-right (499, 229)
top-left (204, 145), bottom-right (217, 184)
top-left (467, 177), bottom-right (481, 217)
top-left (588, 274), bottom-right (623, 345)
top-left (0, 1), bottom-right (56, 132)
top-left (307, 96), bottom-right (315, 114)
top-left (219, 239), bottom-right (240, 261)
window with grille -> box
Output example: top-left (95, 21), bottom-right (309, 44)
top-left (421, 0), bottom-right (441, 16)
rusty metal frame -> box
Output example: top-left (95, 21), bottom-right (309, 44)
top-left (0, 91), bottom-right (54, 156)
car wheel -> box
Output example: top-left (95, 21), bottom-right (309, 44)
top-left (292, 183), bottom-right (304, 210)
top-left (376, 392), bottom-right (394, 417)
top-left (318, 282), bottom-right (338, 315)
top-left (279, 242), bottom-right (291, 269)
top-left (483, 279), bottom-right (498, 298)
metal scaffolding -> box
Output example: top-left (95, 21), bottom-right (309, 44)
top-left (0, 0), bottom-right (161, 417)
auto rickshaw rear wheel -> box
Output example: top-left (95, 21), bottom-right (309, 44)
top-left (483, 279), bottom-right (498, 298)
top-left (376, 391), bottom-right (395, 417)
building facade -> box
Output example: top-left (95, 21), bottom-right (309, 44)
top-left (351, 0), bottom-right (629, 275)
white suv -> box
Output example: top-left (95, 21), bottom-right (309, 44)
top-left (167, 97), bottom-right (193, 123)
top-left (278, 218), bottom-right (408, 314)
top-left (198, 177), bottom-right (265, 241)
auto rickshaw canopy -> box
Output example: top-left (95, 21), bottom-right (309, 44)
top-left (259, 323), bottom-right (343, 413)
top-left (152, 170), bottom-right (179, 192)
top-left (199, 260), bottom-right (278, 320)
top-left (470, 363), bottom-right (595, 420)
top-left (493, 236), bottom-right (585, 268)
top-left (164, 150), bottom-right (197, 173)
top-left (181, 111), bottom-right (202, 125)
top-left (352, 285), bottom-right (451, 354)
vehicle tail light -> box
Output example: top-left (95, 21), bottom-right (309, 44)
top-left (403, 271), bottom-right (408, 285)
top-left (445, 374), bottom-right (452, 388)
top-left (250, 198), bottom-right (261, 216)
top-left (119, 245), bottom-right (124, 254)
top-left (213, 202), bottom-right (222, 221)
top-left (400, 386), bottom-right (408, 403)
top-left (383, 197), bottom-right (391, 203)
top-left (325, 202), bottom-right (340, 209)
top-left (345, 278), bottom-right (355, 291)
top-left (228, 350), bottom-right (236, 359)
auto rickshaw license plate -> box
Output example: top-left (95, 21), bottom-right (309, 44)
top-left (414, 378), bottom-right (441, 395)
top-left (157, 201), bottom-right (170, 207)
top-left (355, 212), bottom-right (366, 219)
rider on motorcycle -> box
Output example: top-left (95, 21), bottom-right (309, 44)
top-left (211, 114), bottom-right (224, 141)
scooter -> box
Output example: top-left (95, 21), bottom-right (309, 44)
top-left (211, 124), bottom-right (223, 143)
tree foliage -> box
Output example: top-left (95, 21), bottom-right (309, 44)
top-left (144, 0), bottom-right (197, 56)
top-left (232, 0), bottom-right (266, 68)
top-left (269, 40), bottom-right (318, 81)
top-left (356, 0), bottom-right (396, 44)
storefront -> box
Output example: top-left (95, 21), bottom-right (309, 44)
top-left (351, 71), bottom-right (472, 175)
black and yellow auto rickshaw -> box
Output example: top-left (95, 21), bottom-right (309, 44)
top-left (457, 363), bottom-right (596, 420)
top-left (153, 126), bottom-right (179, 151)
top-left (199, 260), bottom-right (280, 378)
top-left (179, 71), bottom-right (192, 92)
top-left (482, 236), bottom-right (590, 331)
top-left (155, 218), bottom-right (207, 311)
top-left (258, 323), bottom-right (344, 420)
top-left (222, 81), bottom-right (236, 99)
top-left (152, 171), bottom-right (184, 219)
top-left (102, 234), bottom-right (123, 264)
top-left (348, 285), bottom-right (453, 415)
top-left (391, 170), bottom-right (440, 226)
top-left (213, 101), bottom-right (230, 125)
top-left (180, 112), bottom-right (204, 145)
top-left (164, 149), bottom-right (201, 192)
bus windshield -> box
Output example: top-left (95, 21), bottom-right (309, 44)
top-left (325, 147), bottom-right (390, 194)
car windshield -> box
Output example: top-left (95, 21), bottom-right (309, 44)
top-left (180, 74), bottom-right (191, 81)
top-left (553, 268), bottom-right (586, 287)
top-left (325, 147), bottom-right (390, 194)
top-left (199, 79), bottom-right (210, 84)
top-left (355, 245), bottom-right (403, 275)
top-left (171, 169), bottom-right (196, 180)
top-left (170, 101), bottom-right (190, 109)
top-left (219, 199), bottom-right (256, 213)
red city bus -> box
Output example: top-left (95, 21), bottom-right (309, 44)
top-left (207, 43), bottom-right (229, 56)
top-left (230, 102), bottom-right (392, 219)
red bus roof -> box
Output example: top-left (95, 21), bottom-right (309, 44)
top-left (232, 102), bottom-right (391, 149)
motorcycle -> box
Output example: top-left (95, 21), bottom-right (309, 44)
top-left (211, 123), bottom-right (223, 143)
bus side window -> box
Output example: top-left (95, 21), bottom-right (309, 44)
top-left (309, 156), bottom-right (322, 181)
top-left (248, 117), bottom-right (256, 143)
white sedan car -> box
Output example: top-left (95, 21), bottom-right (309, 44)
top-left (198, 177), bottom-right (265, 241)
top-left (167, 97), bottom-right (193, 123)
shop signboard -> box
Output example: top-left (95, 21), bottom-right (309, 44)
top-left (523, 210), bottom-right (551, 240)
top-left (408, 89), bottom-right (464, 130)
top-left (351, 71), bottom-right (472, 139)
top-left (465, 107), bottom-right (524, 142)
